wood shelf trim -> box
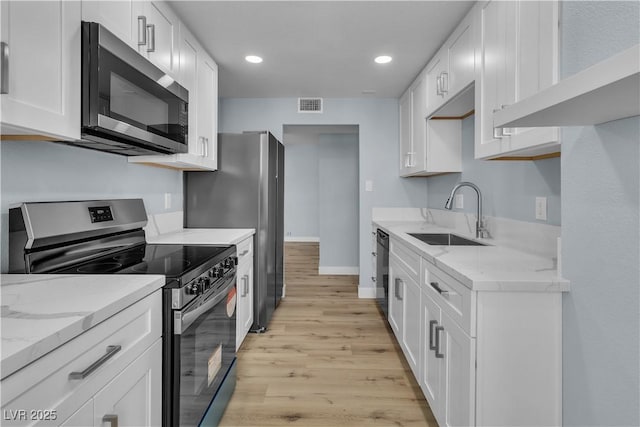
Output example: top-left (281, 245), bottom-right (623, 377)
top-left (494, 44), bottom-right (640, 128)
top-left (490, 152), bottom-right (560, 161)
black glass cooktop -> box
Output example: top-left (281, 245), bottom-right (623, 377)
top-left (55, 244), bottom-right (232, 279)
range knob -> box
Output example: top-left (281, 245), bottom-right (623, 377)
top-left (201, 276), bottom-right (211, 290)
top-left (212, 266), bottom-right (225, 278)
top-left (186, 281), bottom-right (200, 295)
top-left (231, 256), bottom-right (238, 266)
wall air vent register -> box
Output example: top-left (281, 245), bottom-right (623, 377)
top-left (298, 98), bottom-right (323, 113)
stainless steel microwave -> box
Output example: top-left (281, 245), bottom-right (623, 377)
top-left (78, 22), bottom-right (188, 156)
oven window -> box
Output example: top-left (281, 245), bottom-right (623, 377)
top-left (178, 286), bottom-right (236, 427)
top-left (97, 47), bottom-right (187, 144)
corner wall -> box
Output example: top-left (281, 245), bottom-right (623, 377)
top-left (560, 1), bottom-right (640, 425)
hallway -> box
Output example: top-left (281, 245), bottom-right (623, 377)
top-left (219, 242), bottom-right (436, 426)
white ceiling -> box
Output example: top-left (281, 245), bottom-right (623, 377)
top-left (167, 1), bottom-right (475, 99)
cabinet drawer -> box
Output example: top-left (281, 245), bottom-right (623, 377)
top-left (390, 238), bottom-right (421, 282)
top-left (423, 262), bottom-right (475, 337)
top-left (1, 290), bottom-right (162, 426)
top-left (236, 236), bottom-right (253, 269)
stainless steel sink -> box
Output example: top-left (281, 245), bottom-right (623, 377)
top-left (408, 233), bottom-right (487, 246)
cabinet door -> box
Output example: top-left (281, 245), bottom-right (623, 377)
top-left (401, 270), bottom-right (421, 378)
top-left (138, 1), bottom-right (179, 78)
top-left (447, 13), bottom-right (475, 96)
top-left (476, 0), bottom-right (559, 159)
top-left (0, 0), bottom-right (80, 140)
top-left (398, 89), bottom-right (412, 176)
top-left (60, 399), bottom-right (94, 427)
top-left (426, 53), bottom-right (447, 114)
top-left (408, 75), bottom-right (427, 174)
top-left (476, 0), bottom-right (517, 159)
top-left (420, 292), bottom-right (443, 421)
top-left (81, 0), bottom-right (143, 49)
top-left (387, 259), bottom-right (404, 339)
top-left (236, 260), bottom-right (254, 350)
top-left (441, 314), bottom-right (475, 427)
top-left (197, 54), bottom-right (218, 169)
top-left (179, 25), bottom-right (200, 156)
top-left (93, 339), bottom-right (162, 427)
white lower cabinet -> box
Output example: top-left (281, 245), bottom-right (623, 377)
top-left (388, 236), bottom-right (562, 427)
top-left (1, 290), bottom-right (162, 426)
top-left (236, 236), bottom-right (254, 350)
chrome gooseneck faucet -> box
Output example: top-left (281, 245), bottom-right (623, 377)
top-left (444, 181), bottom-right (488, 239)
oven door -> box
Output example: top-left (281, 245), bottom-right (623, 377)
top-left (82, 22), bottom-right (188, 154)
top-left (171, 275), bottom-right (237, 427)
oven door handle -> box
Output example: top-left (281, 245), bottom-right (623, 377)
top-left (175, 274), bottom-right (236, 334)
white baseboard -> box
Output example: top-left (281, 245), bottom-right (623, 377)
top-left (318, 266), bottom-right (359, 275)
top-left (358, 286), bottom-right (377, 299)
top-left (284, 236), bottom-right (320, 242)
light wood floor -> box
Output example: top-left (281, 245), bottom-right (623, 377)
top-left (219, 242), bottom-right (436, 427)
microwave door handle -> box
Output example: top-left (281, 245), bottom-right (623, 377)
top-left (175, 276), bottom-right (235, 333)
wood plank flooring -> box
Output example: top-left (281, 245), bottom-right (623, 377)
top-left (219, 242), bottom-right (436, 427)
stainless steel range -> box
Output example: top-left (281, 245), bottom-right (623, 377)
top-left (9, 199), bottom-right (236, 427)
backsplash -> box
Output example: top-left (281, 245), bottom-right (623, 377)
top-left (372, 207), bottom-right (560, 261)
top-left (0, 141), bottom-right (183, 273)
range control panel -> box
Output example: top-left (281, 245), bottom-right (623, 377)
top-left (88, 206), bottom-right (114, 223)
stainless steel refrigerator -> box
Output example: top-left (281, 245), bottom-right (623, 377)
top-left (184, 131), bottom-right (284, 332)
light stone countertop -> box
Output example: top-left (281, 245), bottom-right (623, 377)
top-left (374, 220), bottom-right (569, 292)
top-left (146, 228), bottom-right (255, 246)
top-left (1, 274), bottom-right (164, 379)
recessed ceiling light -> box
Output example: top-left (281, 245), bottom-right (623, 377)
top-left (245, 55), bottom-right (263, 64)
top-left (374, 55), bottom-right (392, 64)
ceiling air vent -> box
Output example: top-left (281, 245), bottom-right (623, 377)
top-left (298, 97), bottom-right (323, 113)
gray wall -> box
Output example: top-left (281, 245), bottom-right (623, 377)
top-left (560, 1), bottom-right (640, 426)
top-left (282, 133), bottom-right (320, 239)
top-left (0, 141), bottom-right (183, 272)
top-left (220, 97), bottom-right (429, 291)
top-left (427, 115), bottom-right (561, 225)
top-left (282, 129), bottom-right (360, 270)
top-left (318, 133), bottom-right (359, 270)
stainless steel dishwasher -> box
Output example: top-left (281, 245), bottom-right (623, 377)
top-left (375, 229), bottom-right (390, 317)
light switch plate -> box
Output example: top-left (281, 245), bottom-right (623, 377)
top-left (365, 180), bottom-right (373, 192)
top-left (164, 193), bottom-right (172, 210)
top-left (455, 194), bottom-right (464, 209)
top-left (535, 197), bottom-right (547, 221)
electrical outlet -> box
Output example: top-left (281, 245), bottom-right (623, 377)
top-left (365, 180), bottom-right (373, 192)
top-left (455, 194), bottom-right (464, 209)
top-left (164, 193), bottom-right (172, 210)
top-left (535, 197), bottom-right (547, 221)
top-left (286, 231), bottom-right (292, 236)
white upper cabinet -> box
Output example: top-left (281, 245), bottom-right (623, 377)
top-left (426, 9), bottom-right (477, 117)
top-left (0, 0), bottom-right (81, 140)
top-left (137, 1), bottom-right (179, 79)
top-left (81, 0), bottom-right (144, 50)
top-left (128, 22), bottom-right (218, 171)
top-left (475, 0), bottom-right (560, 159)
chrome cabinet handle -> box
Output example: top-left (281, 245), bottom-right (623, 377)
top-left (395, 278), bottom-right (403, 301)
top-left (435, 326), bottom-right (445, 358)
top-left (205, 138), bottom-right (209, 158)
top-left (436, 75), bottom-right (442, 96)
top-left (240, 249), bottom-right (249, 257)
top-left (69, 345), bottom-right (121, 380)
top-left (430, 281), bottom-right (449, 296)
top-left (146, 24), bottom-right (155, 52)
top-left (440, 72), bottom-right (449, 94)
top-left (1, 42), bottom-right (8, 94)
top-left (137, 16), bottom-right (147, 46)
top-left (243, 274), bottom-right (249, 296)
top-left (429, 320), bottom-right (438, 350)
top-left (103, 414), bottom-right (118, 427)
